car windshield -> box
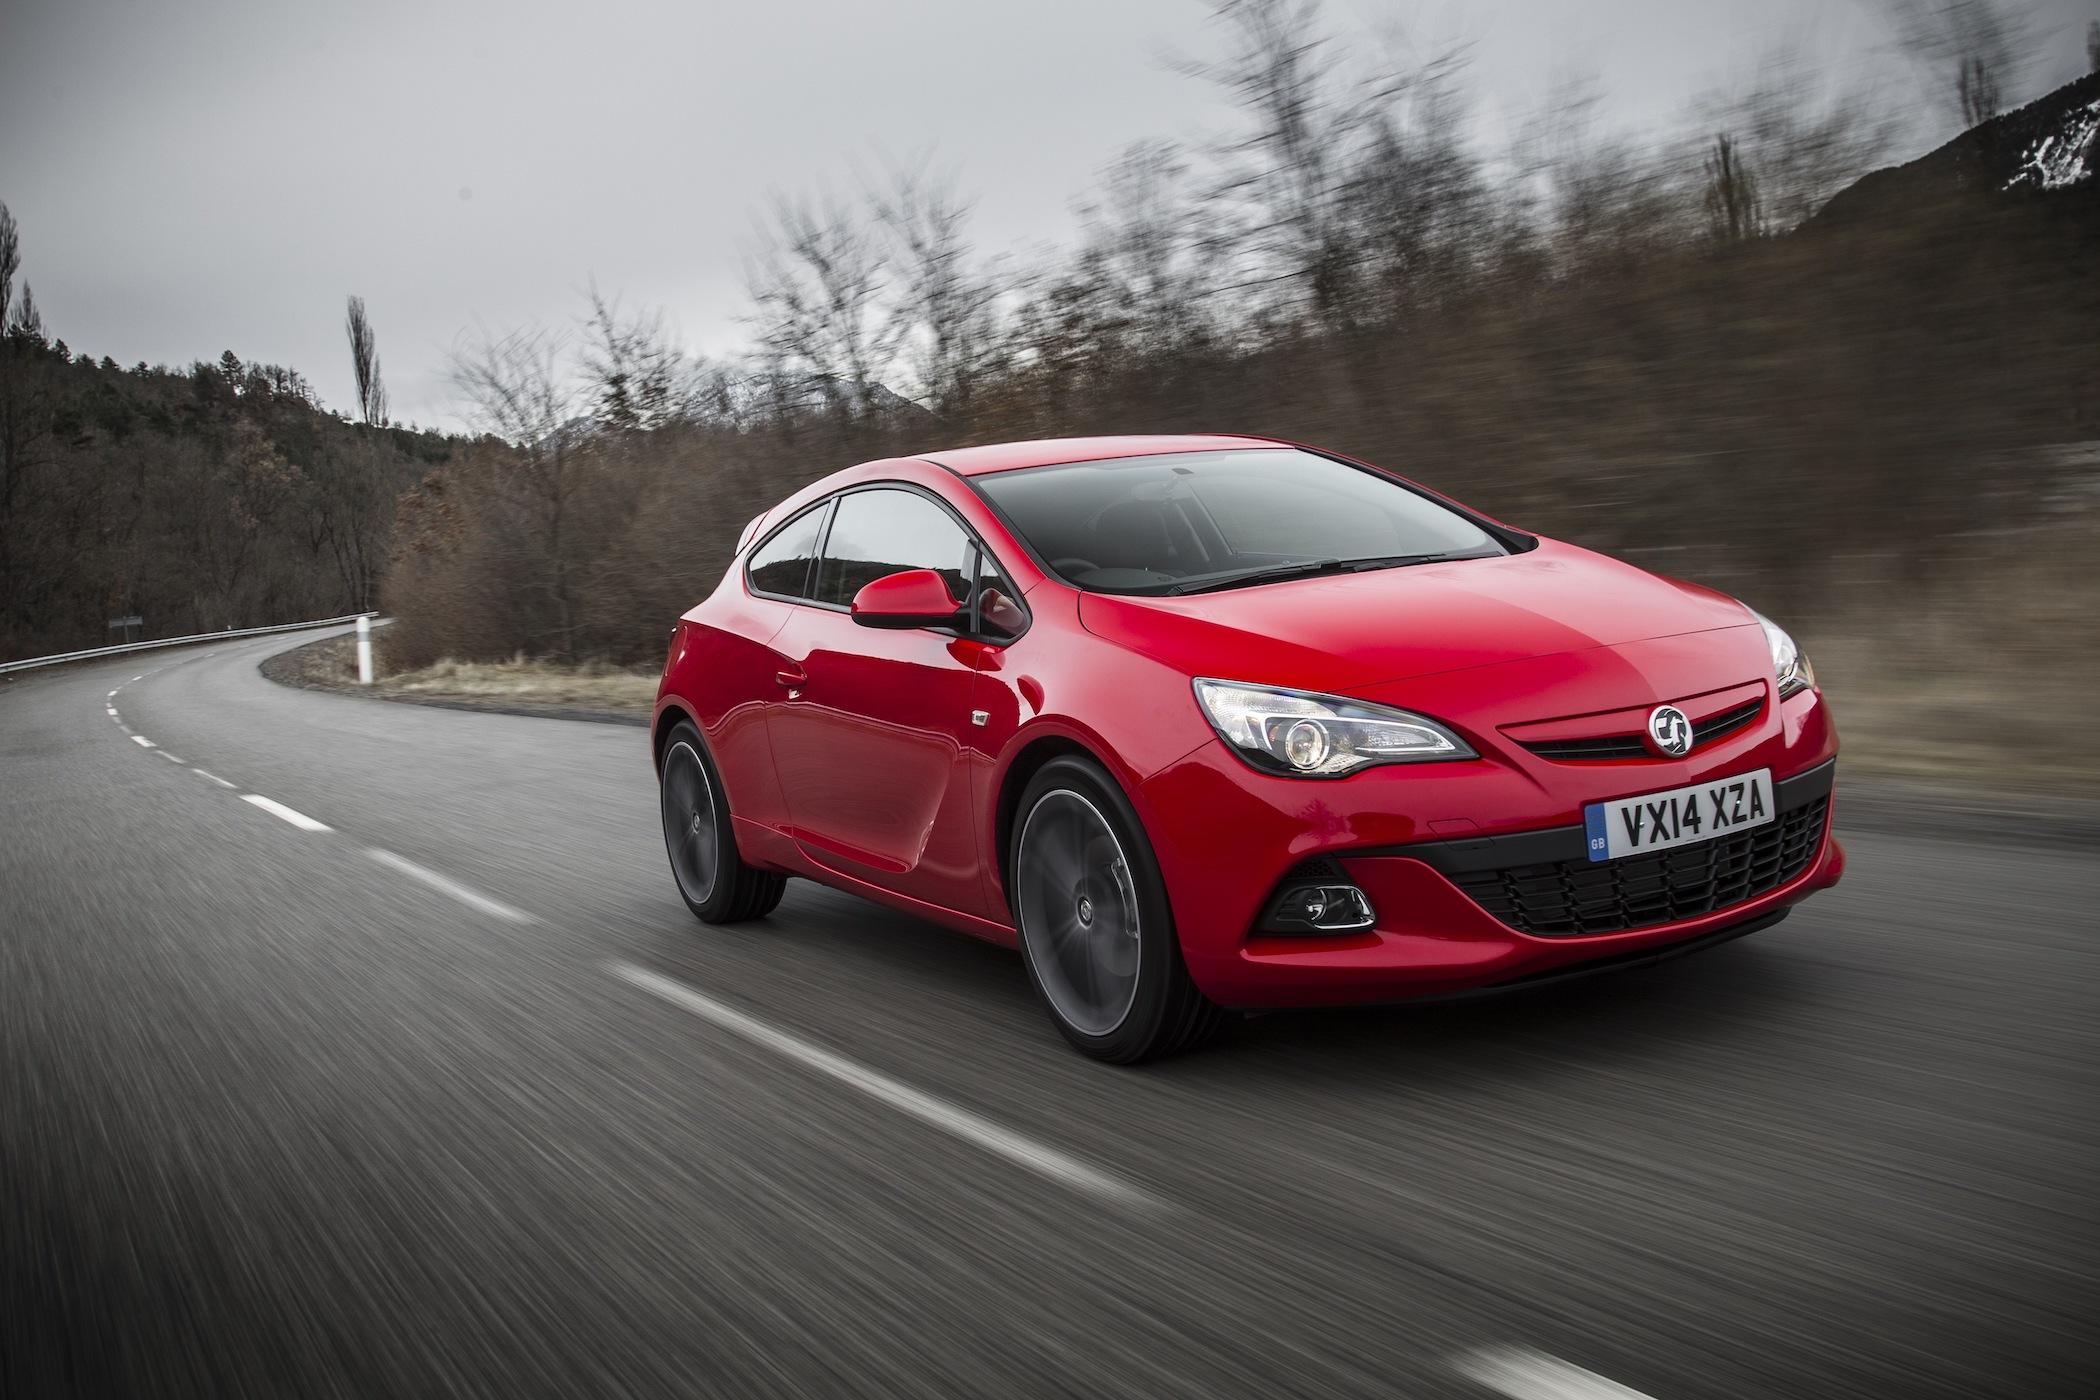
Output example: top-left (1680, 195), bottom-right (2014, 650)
top-left (970, 448), bottom-right (1510, 595)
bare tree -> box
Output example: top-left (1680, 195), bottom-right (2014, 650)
top-left (1704, 134), bottom-right (1763, 241)
top-left (1345, 52), bottom-right (1490, 314)
top-left (0, 204), bottom-right (17, 328)
top-left (1518, 75), bottom-right (1692, 272)
top-left (450, 326), bottom-right (586, 657)
top-left (1170, 0), bottom-right (1391, 323)
top-left (1075, 141), bottom-right (1218, 342)
top-left (876, 165), bottom-right (999, 422)
top-left (1886, 1), bottom-right (2031, 128)
top-left (1694, 50), bottom-right (1894, 234)
top-left (743, 193), bottom-right (906, 431)
top-left (345, 295), bottom-right (388, 426)
top-left (581, 285), bottom-right (693, 434)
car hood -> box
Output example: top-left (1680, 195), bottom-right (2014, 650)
top-left (1075, 539), bottom-right (1756, 692)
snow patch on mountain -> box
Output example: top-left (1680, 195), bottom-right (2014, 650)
top-left (2005, 97), bottom-right (2100, 192)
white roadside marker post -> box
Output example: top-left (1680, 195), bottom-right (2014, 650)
top-left (356, 615), bottom-right (374, 685)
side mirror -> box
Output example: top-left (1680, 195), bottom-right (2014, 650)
top-left (849, 568), bottom-right (965, 630)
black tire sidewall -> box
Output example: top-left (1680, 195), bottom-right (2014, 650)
top-left (660, 721), bottom-right (743, 922)
top-left (1010, 756), bottom-right (1184, 1062)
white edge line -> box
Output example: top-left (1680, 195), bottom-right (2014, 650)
top-left (192, 769), bottom-right (236, 789)
top-left (366, 849), bottom-right (535, 924)
top-left (1454, 1347), bottom-right (1658, 1400)
top-left (130, 734), bottom-right (155, 748)
top-left (609, 962), bottom-right (1155, 1210)
top-left (241, 794), bottom-right (331, 832)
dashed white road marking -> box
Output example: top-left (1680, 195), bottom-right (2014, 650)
top-left (106, 706), bottom-right (117, 716)
top-left (241, 794), bottom-right (331, 832)
top-left (158, 751), bottom-right (184, 764)
top-left (367, 849), bottom-right (535, 923)
top-left (610, 962), bottom-right (1156, 1210)
top-left (131, 675), bottom-right (142, 682)
top-left (107, 689), bottom-right (118, 699)
top-left (1454, 1348), bottom-right (1658, 1400)
top-left (193, 769), bottom-right (237, 789)
top-left (131, 735), bottom-right (155, 748)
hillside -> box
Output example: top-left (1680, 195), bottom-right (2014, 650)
top-left (1815, 72), bottom-right (2100, 227)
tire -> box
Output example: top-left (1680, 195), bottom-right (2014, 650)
top-left (1008, 756), bottom-right (1227, 1064)
top-left (659, 721), bottom-right (786, 923)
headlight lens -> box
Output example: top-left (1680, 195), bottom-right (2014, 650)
top-left (1752, 609), bottom-right (1816, 698)
top-left (1193, 678), bottom-right (1475, 777)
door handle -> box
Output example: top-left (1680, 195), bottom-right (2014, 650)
top-left (774, 667), bottom-right (808, 690)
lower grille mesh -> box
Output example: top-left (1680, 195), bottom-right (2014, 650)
top-left (1450, 796), bottom-right (1829, 937)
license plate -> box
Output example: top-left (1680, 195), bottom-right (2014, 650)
top-left (1584, 769), bottom-right (1774, 862)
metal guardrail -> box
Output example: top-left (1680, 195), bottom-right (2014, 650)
top-left (0, 612), bottom-right (379, 676)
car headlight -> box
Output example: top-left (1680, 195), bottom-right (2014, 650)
top-left (1751, 609), bottom-right (1816, 698)
top-left (1192, 678), bottom-right (1475, 777)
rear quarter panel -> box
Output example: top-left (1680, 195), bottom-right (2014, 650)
top-left (656, 571), bottom-right (800, 836)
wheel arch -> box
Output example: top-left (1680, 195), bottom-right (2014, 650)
top-left (652, 700), bottom-right (697, 772)
top-left (992, 732), bottom-right (1126, 913)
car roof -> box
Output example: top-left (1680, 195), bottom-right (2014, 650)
top-left (920, 434), bottom-right (1277, 477)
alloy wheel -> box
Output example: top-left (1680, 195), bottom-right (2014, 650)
top-left (660, 740), bottom-right (719, 905)
top-left (1015, 788), bottom-right (1142, 1036)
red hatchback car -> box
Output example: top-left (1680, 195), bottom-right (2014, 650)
top-left (653, 435), bottom-right (1843, 1062)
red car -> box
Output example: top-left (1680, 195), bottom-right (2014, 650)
top-left (653, 435), bottom-right (1843, 1062)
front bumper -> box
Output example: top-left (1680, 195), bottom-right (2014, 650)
top-left (1136, 687), bottom-right (1844, 1009)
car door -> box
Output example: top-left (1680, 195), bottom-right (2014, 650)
top-left (764, 485), bottom-right (1004, 919)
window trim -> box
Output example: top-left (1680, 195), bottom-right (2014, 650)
top-left (747, 480), bottom-right (1032, 643)
top-left (743, 498), bottom-right (837, 605)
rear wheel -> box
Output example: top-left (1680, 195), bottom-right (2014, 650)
top-left (1009, 756), bottom-right (1226, 1063)
top-left (659, 721), bottom-right (785, 923)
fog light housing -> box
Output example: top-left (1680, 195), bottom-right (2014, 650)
top-left (1260, 882), bottom-right (1376, 934)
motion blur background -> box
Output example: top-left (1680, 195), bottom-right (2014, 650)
top-left (5, 6), bottom-right (2099, 1398)
top-left (2, 0), bottom-right (2096, 780)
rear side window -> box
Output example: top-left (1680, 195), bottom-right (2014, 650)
top-left (746, 504), bottom-right (827, 600)
top-left (814, 489), bottom-right (973, 608)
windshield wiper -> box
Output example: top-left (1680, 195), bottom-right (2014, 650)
top-left (1164, 559), bottom-right (1346, 595)
top-left (1337, 551), bottom-right (1481, 573)
top-left (1162, 551), bottom-right (1482, 596)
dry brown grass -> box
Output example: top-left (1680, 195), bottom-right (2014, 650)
top-left (1798, 525), bottom-right (2100, 794)
top-left (376, 654), bottom-right (657, 713)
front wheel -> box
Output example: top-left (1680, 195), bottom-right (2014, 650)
top-left (1009, 757), bottom-right (1226, 1064)
top-left (659, 721), bottom-right (785, 923)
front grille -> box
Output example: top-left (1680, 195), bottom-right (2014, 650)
top-left (1524, 733), bottom-right (1647, 761)
top-left (1449, 795), bottom-right (1828, 937)
top-left (1693, 698), bottom-right (1764, 746)
top-left (1520, 696), bottom-right (1765, 762)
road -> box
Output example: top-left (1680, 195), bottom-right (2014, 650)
top-left (4, 628), bottom-right (2095, 1399)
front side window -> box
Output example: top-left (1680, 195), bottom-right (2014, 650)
top-left (971, 448), bottom-right (1511, 595)
top-left (745, 503), bottom-right (829, 600)
top-left (814, 488), bottom-right (974, 609)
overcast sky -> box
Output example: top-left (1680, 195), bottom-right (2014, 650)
top-left (2, 0), bottom-right (2091, 430)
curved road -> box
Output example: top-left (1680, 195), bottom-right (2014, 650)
top-left (4, 629), bottom-right (2095, 1398)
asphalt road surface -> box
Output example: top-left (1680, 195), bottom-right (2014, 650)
top-left (5, 628), bottom-right (2095, 1399)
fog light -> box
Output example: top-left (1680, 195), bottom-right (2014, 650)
top-left (1261, 882), bottom-right (1376, 934)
